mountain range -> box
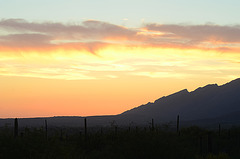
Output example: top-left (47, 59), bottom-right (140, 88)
top-left (120, 78), bottom-right (240, 125)
top-left (1, 78), bottom-right (240, 128)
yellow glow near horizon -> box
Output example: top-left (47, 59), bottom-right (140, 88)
top-left (1, 45), bottom-right (240, 81)
top-left (1, 44), bottom-right (240, 118)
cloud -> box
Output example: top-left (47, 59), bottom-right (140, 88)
top-left (0, 33), bottom-right (52, 48)
top-left (0, 19), bottom-right (138, 42)
top-left (0, 19), bottom-right (240, 54)
top-left (132, 71), bottom-right (188, 79)
top-left (0, 19), bottom-right (143, 53)
top-left (145, 23), bottom-right (240, 43)
top-left (1, 19), bottom-right (240, 81)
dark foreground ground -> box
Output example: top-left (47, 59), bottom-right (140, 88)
top-left (0, 125), bottom-right (239, 159)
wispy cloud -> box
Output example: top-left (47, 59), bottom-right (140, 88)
top-left (0, 19), bottom-right (240, 53)
top-left (145, 23), bottom-right (240, 43)
top-left (0, 19), bottom-right (240, 80)
top-left (144, 23), bottom-right (240, 52)
top-left (0, 33), bottom-right (52, 48)
top-left (0, 19), bottom-right (139, 50)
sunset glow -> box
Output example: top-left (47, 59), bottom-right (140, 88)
top-left (1, 0), bottom-right (240, 118)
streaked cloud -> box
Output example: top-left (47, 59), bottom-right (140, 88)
top-left (0, 33), bottom-right (52, 48)
top-left (146, 23), bottom-right (240, 43)
top-left (0, 19), bottom-right (240, 81)
top-left (0, 19), bottom-right (139, 49)
top-left (1, 19), bottom-right (240, 52)
top-left (144, 23), bottom-right (240, 52)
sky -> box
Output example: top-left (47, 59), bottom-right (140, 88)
top-left (1, 0), bottom-right (240, 118)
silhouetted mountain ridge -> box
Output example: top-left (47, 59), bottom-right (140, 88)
top-left (120, 78), bottom-right (240, 123)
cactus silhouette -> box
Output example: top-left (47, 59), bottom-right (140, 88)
top-left (151, 118), bottom-right (154, 131)
top-left (84, 118), bottom-right (87, 139)
top-left (60, 129), bottom-right (63, 140)
top-left (177, 115), bottom-right (180, 134)
top-left (45, 120), bottom-right (48, 140)
top-left (14, 118), bottom-right (18, 138)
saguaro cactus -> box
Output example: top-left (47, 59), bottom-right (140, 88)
top-left (84, 118), bottom-right (87, 137)
top-left (60, 129), bottom-right (63, 141)
top-left (115, 126), bottom-right (118, 135)
top-left (45, 120), bottom-right (48, 140)
top-left (135, 126), bottom-right (138, 134)
top-left (177, 115), bottom-right (180, 134)
top-left (14, 118), bottom-right (18, 138)
top-left (151, 118), bottom-right (154, 131)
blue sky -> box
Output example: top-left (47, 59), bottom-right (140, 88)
top-left (1, 0), bottom-right (239, 26)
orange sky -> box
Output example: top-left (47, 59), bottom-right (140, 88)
top-left (1, 19), bottom-right (240, 118)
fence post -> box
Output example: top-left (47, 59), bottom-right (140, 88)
top-left (14, 118), bottom-right (18, 138)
